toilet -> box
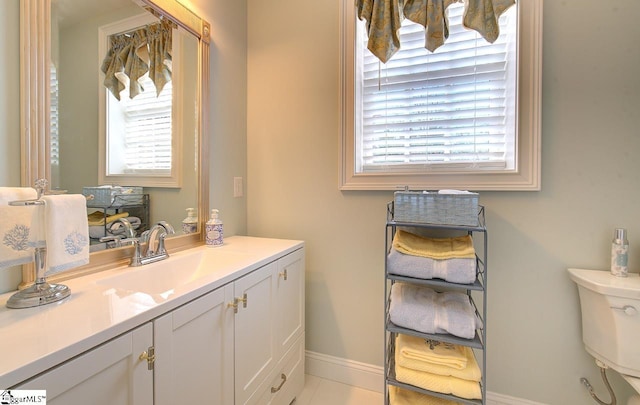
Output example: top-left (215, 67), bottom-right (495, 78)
top-left (569, 268), bottom-right (640, 404)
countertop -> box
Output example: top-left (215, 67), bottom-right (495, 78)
top-left (0, 236), bottom-right (304, 388)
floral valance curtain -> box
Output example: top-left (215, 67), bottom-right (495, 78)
top-left (101, 19), bottom-right (173, 101)
top-left (356, 0), bottom-right (515, 63)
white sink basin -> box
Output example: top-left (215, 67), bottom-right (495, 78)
top-left (97, 250), bottom-right (208, 295)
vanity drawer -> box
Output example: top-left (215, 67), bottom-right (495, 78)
top-left (252, 332), bottom-right (305, 405)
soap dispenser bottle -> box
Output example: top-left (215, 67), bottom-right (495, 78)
top-left (611, 228), bottom-right (629, 277)
top-left (182, 208), bottom-right (198, 234)
top-left (206, 209), bottom-right (223, 247)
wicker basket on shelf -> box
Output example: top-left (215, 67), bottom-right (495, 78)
top-left (393, 191), bottom-right (479, 226)
top-left (82, 186), bottom-right (144, 208)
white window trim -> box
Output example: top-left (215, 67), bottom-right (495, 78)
top-left (98, 13), bottom-right (183, 188)
top-left (339, 0), bottom-right (543, 191)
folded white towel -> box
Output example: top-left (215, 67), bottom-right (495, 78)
top-left (0, 187), bottom-right (41, 268)
top-left (387, 248), bottom-right (476, 284)
top-left (389, 283), bottom-right (481, 339)
top-left (42, 195), bottom-right (90, 274)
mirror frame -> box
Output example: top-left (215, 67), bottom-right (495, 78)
top-left (19, 0), bottom-right (210, 284)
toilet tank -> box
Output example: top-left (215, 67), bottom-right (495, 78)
top-left (569, 268), bottom-right (640, 378)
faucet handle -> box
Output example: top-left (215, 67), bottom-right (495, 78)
top-left (129, 239), bottom-right (143, 267)
top-left (120, 238), bottom-right (138, 246)
top-left (156, 233), bottom-right (168, 256)
top-left (99, 235), bottom-right (124, 248)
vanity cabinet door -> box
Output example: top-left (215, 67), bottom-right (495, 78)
top-left (154, 284), bottom-right (234, 405)
top-left (15, 323), bottom-right (153, 405)
top-left (234, 261), bottom-right (278, 405)
top-left (276, 249), bottom-right (305, 357)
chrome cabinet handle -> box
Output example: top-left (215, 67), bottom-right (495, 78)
top-left (611, 305), bottom-right (638, 316)
top-left (271, 373), bottom-right (287, 393)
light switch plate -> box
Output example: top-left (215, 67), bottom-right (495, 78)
top-left (233, 177), bottom-right (243, 197)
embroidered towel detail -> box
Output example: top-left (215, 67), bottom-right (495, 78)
top-left (396, 334), bottom-right (482, 382)
top-left (42, 195), bottom-right (90, 274)
top-left (395, 362), bottom-right (482, 400)
top-left (388, 385), bottom-right (459, 405)
top-left (389, 283), bottom-right (481, 339)
top-left (393, 230), bottom-right (475, 260)
top-left (0, 187), bottom-right (41, 268)
top-left (387, 248), bottom-right (476, 284)
top-left (397, 333), bottom-right (467, 369)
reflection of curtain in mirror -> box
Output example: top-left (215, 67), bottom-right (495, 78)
top-left (100, 20), bottom-right (173, 101)
top-left (147, 20), bottom-right (173, 96)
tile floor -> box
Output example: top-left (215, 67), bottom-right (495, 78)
top-left (294, 374), bottom-right (383, 405)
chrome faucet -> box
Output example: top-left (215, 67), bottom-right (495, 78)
top-left (130, 221), bottom-right (175, 267)
top-left (113, 217), bottom-right (136, 239)
top-left (98, 218), bottom-right (136, 248)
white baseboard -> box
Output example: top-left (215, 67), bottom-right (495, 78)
top-left (305, 350), bottom-right (384, 393)
top-left (304, 351), bottom-right (547, 405)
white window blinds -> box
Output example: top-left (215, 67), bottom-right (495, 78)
top-left (122, 76), bottom-right (173, 172)
top-left (107, 75), bottom-right (173, 174)
top-left (355, 2), bottom-right (517, 173)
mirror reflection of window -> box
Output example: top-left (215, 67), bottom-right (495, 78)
top-left (98, 13), bottom-right (183, 188)
top-left (106, 74), bottom-right (173, 175)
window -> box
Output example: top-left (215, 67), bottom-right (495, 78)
top-left (340, 0), bottom-right (542, 191)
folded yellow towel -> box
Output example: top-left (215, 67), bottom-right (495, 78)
top-left (397, 333), bottom-right (467, 369)
top-left (396, 334), bottom-right (482, 382)
top-left (389, 385), bottom-right (460, 405)
top-left (393, 230), bottom-right (475, 259)
top-left (87, 211), bottom-right (129, 226)
top-left (395, 363), bottom-right (482, 400)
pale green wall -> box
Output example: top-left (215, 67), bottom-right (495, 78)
top-left (198, 0), bottom-right (248, 236)
top-left (247, 0), bottom-right (640, 403)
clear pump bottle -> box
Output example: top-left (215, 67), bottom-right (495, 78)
top-left (205, 209), bottom-right (223, 247)
top-left (611, 228), bottom-right (629, 277)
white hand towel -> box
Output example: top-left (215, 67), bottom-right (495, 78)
top-left (0, 187), bottom-right (41, 268)
top-left (387, 248), bottom-right (477, 284)
top-left (389, 283), bottom-right (481, 339)
top-left (42, 195), bottom-right (90, 274)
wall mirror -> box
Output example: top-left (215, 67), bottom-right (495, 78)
top-left (20, 0), bottom-right (209, 283)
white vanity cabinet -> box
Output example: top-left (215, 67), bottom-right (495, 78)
top-left (2, 239), bottom-right (305, 405)
top-left (154, 285), bottom-right (235, 405)
top-left (155, 247), bottom-right (305, 405)
top-left (15, 323), bottom-right (154, 405)
top-left (239, 248), bottom-right (305, 405)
